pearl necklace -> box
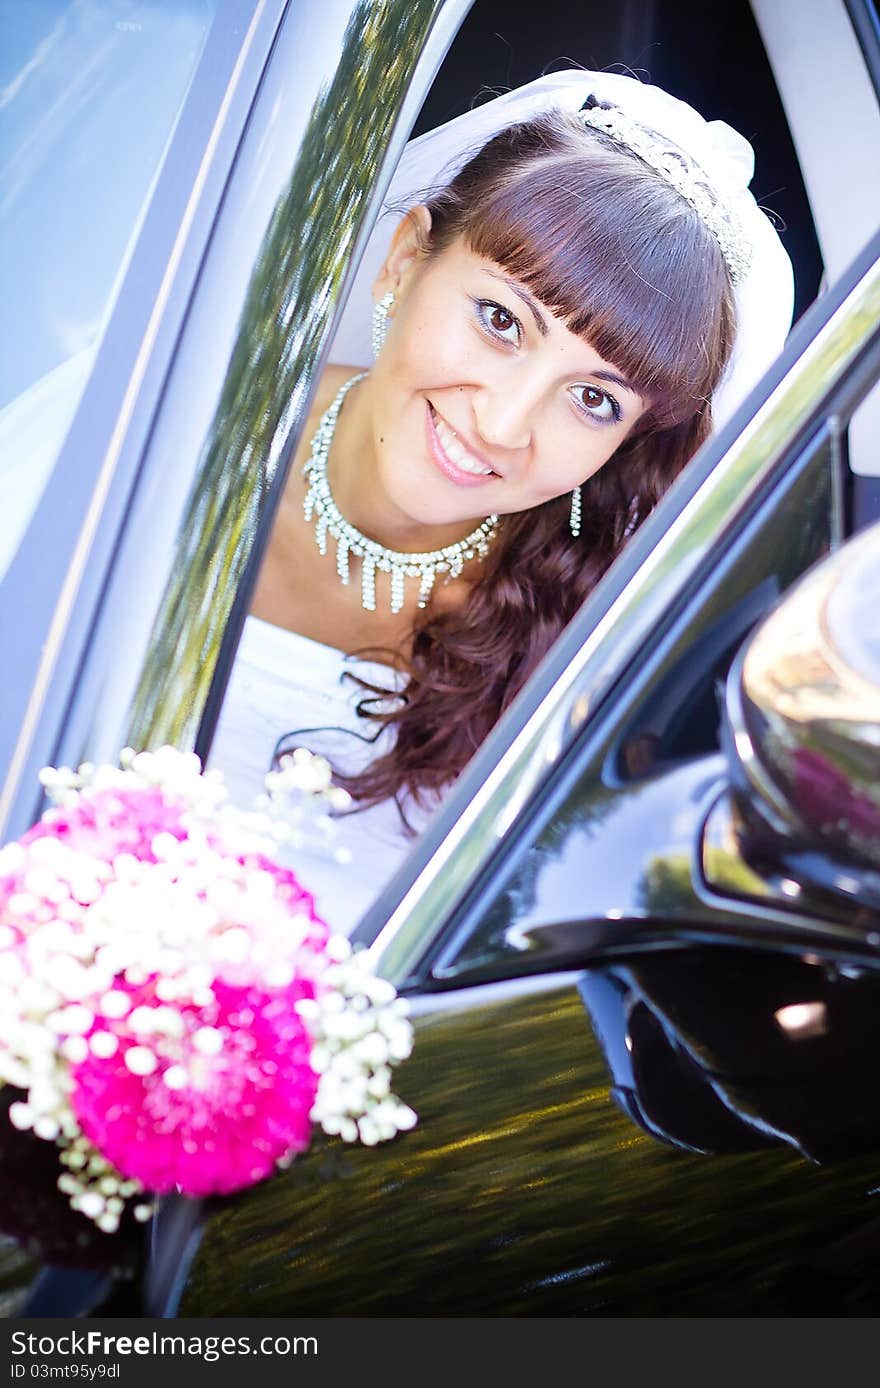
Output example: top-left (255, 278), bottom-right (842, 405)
top-left (303, 373), bottom-right (499, 614)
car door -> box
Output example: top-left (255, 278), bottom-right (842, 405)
top-left (165, 223), bottom-right (880, 1316)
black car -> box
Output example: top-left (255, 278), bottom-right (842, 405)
top-left (2, 0), bottom-right (880, 1317)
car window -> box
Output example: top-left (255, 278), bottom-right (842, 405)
top-left (0, 0), bottom-right (218, 581)
top-left (104, 0), bottom-right (461, 769)
top-left (199, 0), bottom-right (833, 927)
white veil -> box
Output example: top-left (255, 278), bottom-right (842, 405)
top-left (328, 69), bottom-right (795, 431)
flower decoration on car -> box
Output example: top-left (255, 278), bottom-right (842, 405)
top-left (0, 748), bottom-right (416, 1233)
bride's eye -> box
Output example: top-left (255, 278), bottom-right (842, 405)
top-left (572, 383), bottom-right (621, 425)
top-left (473, 298), bottom-right (522, 346)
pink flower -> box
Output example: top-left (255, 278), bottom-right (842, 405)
top-left (25, 786), bottom-right (189, 863)
top-left (70, 980), bottom-right (320, 1196)
top-left (0, 748), bottom-right (416, 1232)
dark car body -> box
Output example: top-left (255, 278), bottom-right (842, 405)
top-left (1, 0), bottom-right (880, 1317)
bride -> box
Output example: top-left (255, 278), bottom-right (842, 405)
top-left (209, 69), bottom-right (793, 932)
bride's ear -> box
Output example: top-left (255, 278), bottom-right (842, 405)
top-left (372, 205), bottom-right (432, 303)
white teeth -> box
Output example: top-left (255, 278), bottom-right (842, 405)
top-left (434, 413), bottom-right (494, 476)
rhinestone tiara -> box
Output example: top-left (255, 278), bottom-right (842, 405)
top-left (578, 99), bottom-right (752, 286)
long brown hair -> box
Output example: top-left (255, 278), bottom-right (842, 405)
top-left (337, 108), bottom-right (735, 811)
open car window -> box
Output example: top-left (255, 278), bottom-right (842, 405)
top-left (195, 0), bottom-right (861, 926)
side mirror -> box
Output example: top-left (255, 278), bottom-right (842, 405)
top-left (721, 519), bottom-right (880, 914)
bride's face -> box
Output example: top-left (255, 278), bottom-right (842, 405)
top-left (366, 220), bottom-right (648, 533)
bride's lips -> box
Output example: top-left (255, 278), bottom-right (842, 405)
top-left (425, 402), bottom-right (498, 488)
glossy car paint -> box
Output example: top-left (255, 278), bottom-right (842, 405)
top-left (179, 968), bottom-right (880, 1315)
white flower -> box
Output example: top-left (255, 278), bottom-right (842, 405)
top-left (124, 1046), bottom-right (158, 1076)
top-left (46, 1004), bottom-right (94, 1036)
top-left (99, 990), bottom-right (132, 1020)
top-left (192, 1026), bottom-right (224, 1057)
top-left (366, 1067), bottom-right (391, 1099)
top-left (355, 1032), bottom-right (390, 1066)
top-left (60, 1037), bottom-right (90, 1065)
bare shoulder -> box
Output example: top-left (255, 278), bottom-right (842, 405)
top-left (312, 362), bottom-right (364, 414)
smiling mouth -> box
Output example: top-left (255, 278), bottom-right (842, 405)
top-left (427, 404), bottom-right (498, 483)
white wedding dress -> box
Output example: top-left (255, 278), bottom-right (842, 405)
top-left (208, 616), bottom-right (437, 936)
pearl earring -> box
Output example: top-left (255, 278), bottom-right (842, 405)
top-left (372, 291), bottom-right (394, 358)
top-left (569, 485), bottom-right (582, 538)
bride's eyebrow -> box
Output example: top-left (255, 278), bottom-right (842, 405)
top-left (481, 268), bottom-right (643, 401)
top-left (482, 270), bottom-right (549, 336)
top-left (590, 367), bottom-right (641, 399)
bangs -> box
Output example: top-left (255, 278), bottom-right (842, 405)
top-left (462, 152), bottom-right (731, 428)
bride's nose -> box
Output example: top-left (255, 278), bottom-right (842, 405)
top-left (472, 382), bottom-right (534, 450)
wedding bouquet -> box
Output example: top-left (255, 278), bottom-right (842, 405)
top-left (0, 747), bottom-right (416, 1234)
